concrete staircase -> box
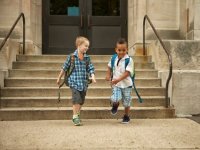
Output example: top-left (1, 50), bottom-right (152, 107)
top-left (0, 54), bottom-right (175, 120)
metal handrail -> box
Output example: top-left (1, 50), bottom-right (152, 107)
top-left (143, 15), bottom-right (172, 107)
top-left (0, 13), bottom-right (25, 54)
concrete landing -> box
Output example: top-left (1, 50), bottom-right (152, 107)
top-left (0, 119), bottom-right (199, 149)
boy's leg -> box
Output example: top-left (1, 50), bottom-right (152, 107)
top-left (110, 86), bottom-right (122, 115)
top-left (77, 90), bottom-right (86, 120)
top-left (73, 104), bottom-right (81, 115)
top-left (121, 87), bottom-right (132, 123)
top-left (124, 106), bottom-right (130, 116)
top-left (71, 88), bottom-right (86, 125)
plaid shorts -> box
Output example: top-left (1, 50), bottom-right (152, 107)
top-left (111, 86), bottom-right (132, 107)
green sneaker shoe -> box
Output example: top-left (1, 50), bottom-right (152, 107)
top-left (72, 116), bottom-right (81, 126)
top-left (77, 113), bottom-right (82, 123)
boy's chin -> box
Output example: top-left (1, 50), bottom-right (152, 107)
top-left (118, 55), bottom-right (125, 58)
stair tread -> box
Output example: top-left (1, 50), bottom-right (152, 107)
top-left (6, 77), bottom-right (160, 80)
top-left (10, 69), bottom-right (158, 71)
top-left (2, 87), bottom-right (165, 89)
top-left (14, 61), bottom-right (154, 64)
top-left (0, 106), bottom-right (170, 111)
top-left (17, 54), bottom-right (151, 57)
top-left (1, 96), bottom-right (165, 99)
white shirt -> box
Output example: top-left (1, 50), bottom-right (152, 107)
top-left (108, 54), bottom-right (133, 88)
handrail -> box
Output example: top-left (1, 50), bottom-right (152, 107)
top-left (143, 15), bottom-right (172, 108)
top-left (0, 13), bottom-right (25, 54)
top-left (128, 43), bottom-right (137, 50)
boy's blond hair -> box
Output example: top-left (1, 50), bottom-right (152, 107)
top-left (75, 36), bottom-right (89, 48)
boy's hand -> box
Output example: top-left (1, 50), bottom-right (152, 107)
top-left (56, 78), bottom-right (61, 86)
top-left (105, 75), bottom-right (111, 81)
top-left (111, 79), bottom-right (120, 85)
top-left (91, 74), bottom-right (96, 83)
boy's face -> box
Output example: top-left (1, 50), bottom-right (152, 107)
top-left (115, 43), bottom-right (128, 58)
top-left (79, 41), bottom-right (89, 54)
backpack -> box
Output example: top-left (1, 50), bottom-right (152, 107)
top-left (58, 54), bottom-right (92, 102)
top-left (110, 54), bottom-right (143, 103)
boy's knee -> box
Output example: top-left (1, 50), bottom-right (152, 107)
top-left (122, 99), bottom-right (131, 107)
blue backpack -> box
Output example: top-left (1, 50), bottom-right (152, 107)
top-left (111, 54), bottom-right (143, 103)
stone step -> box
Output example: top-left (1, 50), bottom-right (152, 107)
top-left (1, 96), bottom-right (166, 107)
top-left (8, 69), bottom-right (158, 78)
top-left (0, 107), bottom-right (175, 120)
top-left (12, 62), bottom-right (155, 69)
top-left (16, 55), bottom-right (152, 63)
top-left (1, 87), bottom-right (165, 97)
top-left (5, 78), bottom-right (161, 87)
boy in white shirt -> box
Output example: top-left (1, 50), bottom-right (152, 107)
top-left (105, 38), bottom-right (134, 123)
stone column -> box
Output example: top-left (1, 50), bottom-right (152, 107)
top-left (185, 0), bottom-right (200, 40)
top-left (30, 0), bottom-right (42, 54)
top-left (194, 0), bottom-right (200, 40)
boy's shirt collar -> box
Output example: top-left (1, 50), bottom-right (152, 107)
top-left (74, 49), bottom-right (89, 58)
top-left (117, 54), bottom-right (129, 60)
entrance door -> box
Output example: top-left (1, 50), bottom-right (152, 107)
top-left (42, 0), bottom-right (127, 55)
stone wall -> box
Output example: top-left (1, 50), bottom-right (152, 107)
top-left (0, 0), bottom-right (42, 55)
top-left (0, 39), bottom-right (20, 87)
top-left (128, 0), bottom-right (183, 47)
top-left (149, 40), bottom-right (200, 116)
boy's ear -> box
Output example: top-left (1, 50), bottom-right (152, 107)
top-left (115, 47), bottom-right (117, 52)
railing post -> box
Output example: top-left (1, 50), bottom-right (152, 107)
top-left (143, 15), bottom-right (146, 56)
top-left (0, 86), bottom-right (1, 109)
top-left (22, 13), bottom-right (25, 54)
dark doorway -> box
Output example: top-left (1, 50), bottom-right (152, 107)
top-left (42, 0), bottom-right (127, 55)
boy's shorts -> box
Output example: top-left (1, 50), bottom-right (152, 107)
top-left (71, 88), bottom-right (86, 105)
top-left (111, 86), bottom-right (132, 107)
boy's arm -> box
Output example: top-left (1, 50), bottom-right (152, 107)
top-left (86, 57), bottom-right (95, 75)
top-left (86, 57), bottom-right (96, 83)
top-left (57, 55), bottom-right (70, 86)
top-left (105, 67), bottom-right (111, 81)
top-left (62, 55), bottom-right (71, 71)
top-left (111, 71), bottom-right (130, 85)
top-left (57, 69), bottom-right (65, 86)
top-left (105, 58), bottom-right (112, 81)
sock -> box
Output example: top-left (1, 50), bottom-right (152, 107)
top-left (73, 114), bottom-right (78, 119)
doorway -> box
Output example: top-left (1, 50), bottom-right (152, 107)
top-left (42, 0), bottom-right (127, 54)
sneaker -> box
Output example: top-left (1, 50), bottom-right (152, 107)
top-left (111, 102), bottom-right (119, 115)
top-left (72, 116), bottom-right (81, 126)
top-left (121, 115), bottom-right (130, 124)
top-left (77, 112), bottom-right (82, 122)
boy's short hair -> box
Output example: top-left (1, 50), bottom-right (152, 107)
top-left (116, 38), bottom-right (127, 46)
top-left (75, 36), bottom-right (89, 47)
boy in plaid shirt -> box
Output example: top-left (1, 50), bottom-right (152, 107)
top-left (57, 36), bottom-right (96, 126)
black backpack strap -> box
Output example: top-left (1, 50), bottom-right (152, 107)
top-left (58, 54), bottom-right (75, 103)
top-left (84, 56), bottom-right (92, 84)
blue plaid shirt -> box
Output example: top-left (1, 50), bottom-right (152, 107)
top-left (62, 50), bottom-right (95, 91)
